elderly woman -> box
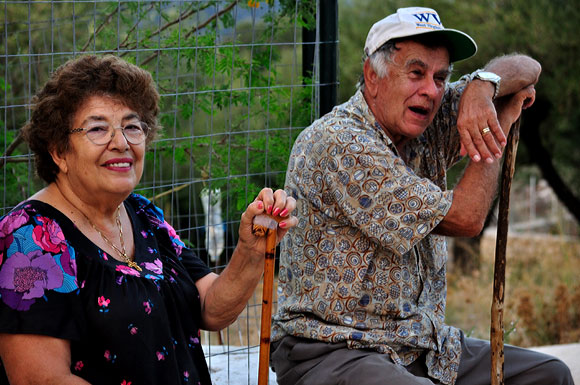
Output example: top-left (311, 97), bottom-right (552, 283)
top-left (0, 55), bottom-right (296, 384)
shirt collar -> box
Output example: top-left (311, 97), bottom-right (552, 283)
top-left (350, 89), bottom-right (394, 147)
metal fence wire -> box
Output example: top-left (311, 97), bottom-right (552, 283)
top-left (1, 0), bottom-right (337, 383)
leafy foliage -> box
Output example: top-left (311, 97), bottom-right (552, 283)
top-left (1, 1), bottom-right (316, 257)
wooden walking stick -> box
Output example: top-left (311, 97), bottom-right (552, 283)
top-left (252, 214), bottom-right (281, 385)
top-left (491, 118), bottom-right (521, 385)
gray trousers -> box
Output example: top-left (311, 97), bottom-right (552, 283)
top-left (270, 334), bottom-right (574, 385)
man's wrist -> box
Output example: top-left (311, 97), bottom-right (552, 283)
top-left (469, 70), bottom-right (501, 99)
top-left (470, 79), bottom-right (497, 100)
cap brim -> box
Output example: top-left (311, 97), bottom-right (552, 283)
top-left (425, 29), bottom-right (477, 62)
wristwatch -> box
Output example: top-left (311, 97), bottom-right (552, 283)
top-left (470, 70), bottom-right (501, 99)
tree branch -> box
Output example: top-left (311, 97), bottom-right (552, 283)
top-left (81, 5), bottom-right (120, 52)
top-left (141, 1), bottom-right (237, 67)
top-left (117, 3), bottom-right (157, 49)
top-left (120, 2), bottom-right (209, 51)
top-left (0, 132), bottom-right (25, 169)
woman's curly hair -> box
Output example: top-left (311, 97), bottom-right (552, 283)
top-left (21, 55), bottom-right (161, 184)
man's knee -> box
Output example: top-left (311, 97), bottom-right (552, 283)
top-left (513, 357), bottom-right (575, 385)
top-left (541, 358), bottom-right (574, 385)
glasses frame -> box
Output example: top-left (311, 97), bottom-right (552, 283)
top-left (69, 121), bottom-right (150, 146)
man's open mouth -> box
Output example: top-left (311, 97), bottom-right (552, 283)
top-left (409, 106), bottom-right (429, 116)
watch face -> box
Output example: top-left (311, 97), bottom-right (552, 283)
top-left (477, 71), bottom-right (500, 82)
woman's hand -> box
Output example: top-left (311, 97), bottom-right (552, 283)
top-left (237, 188), bottom-right (297, 259)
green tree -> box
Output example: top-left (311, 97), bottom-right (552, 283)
top-left (467, 0), bottom-right (580, 224)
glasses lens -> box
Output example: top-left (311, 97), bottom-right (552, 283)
top-left (123, 122), bottom-right (148, 144)
top-left (81, 122), bottom-right (148, 145)
top-left (85, 125), bottom-right (111, 145)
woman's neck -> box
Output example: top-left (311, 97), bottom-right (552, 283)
top-left (33, 182), bottom-right (123, 228)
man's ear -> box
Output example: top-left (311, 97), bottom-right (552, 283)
top-left (50, 147), bottom-right (68, 175)
top-left (363, 59), bottom-right (379, 98)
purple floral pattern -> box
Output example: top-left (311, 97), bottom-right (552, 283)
top-left (0, 249), bottom-right (64, 311)
top-left (144, 258), bottom-right (163, 275)
top-left (142, 201), bottom-right (186, 257)
top-left (0, 195), bottom-right (212, 384)
top-left (0, 210), bottom-right (76, 311)
top-left (0, 207), bottom-right (29, 264)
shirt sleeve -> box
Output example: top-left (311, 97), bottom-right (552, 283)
top-left (133, 194), bottom-right (211, 282)
top-left (0, 204), bottom-right (83, 341)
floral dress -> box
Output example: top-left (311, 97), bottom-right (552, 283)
top-left (0, 193), bottom-right (212, 384)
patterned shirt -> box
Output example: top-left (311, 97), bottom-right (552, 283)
top-left (272, 77), bottom-right (469, 385)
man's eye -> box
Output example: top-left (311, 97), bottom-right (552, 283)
top-left (410, 70), bottom-right (424, 78)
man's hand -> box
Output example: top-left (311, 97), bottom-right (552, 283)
top-left (495, 85), bottom-right (536, 133)
top-left (456, 54), bottom-right (541, 164)
top-left (457, 79), bottom-right (505, 164)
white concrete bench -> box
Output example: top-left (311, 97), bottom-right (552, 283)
top-left (531, 343), bottom-right (580, 383)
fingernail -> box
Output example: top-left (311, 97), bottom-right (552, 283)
top-left (495, 152), bottom-right (502, 159)
top-left (279, 222), bottom-right (286, 228)
top-left (267, 205), bottom-right (272, 214)
top-left (473, 155), bottom-right (481, 162)
top-left (280, 209), bottom-right (289, 217)
top-left (273, 207), bottom-right (281, 216)
top-left (486, 157), bottom-right (494, 164)
top-left (257, 201), bottom-right (263, 210)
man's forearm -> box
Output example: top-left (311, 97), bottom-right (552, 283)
top-left (436, 84), bottom-right (535, 237)
top-left (434, 160), bottom-right (500, 237)
top-left (485, 54), bottom-right (541, 98)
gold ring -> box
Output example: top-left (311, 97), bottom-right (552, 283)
top-left (481, 127), bottom-right (491, 135)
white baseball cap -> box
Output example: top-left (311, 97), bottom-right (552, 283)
top-left (364, 7), bottom-right (477, 62)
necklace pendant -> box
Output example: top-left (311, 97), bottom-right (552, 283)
top-left (121, 253), bottom-right (142, 271)
top-left (126, 259), bottom-right (142, 271)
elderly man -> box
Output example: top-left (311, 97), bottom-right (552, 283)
top-left (270, 6), bottom-right (573, 385)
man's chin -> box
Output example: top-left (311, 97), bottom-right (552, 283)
top-left (404, 124), bottom-right (430, 139)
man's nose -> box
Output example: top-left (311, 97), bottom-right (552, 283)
top-left (419, 78), bottom-right (441, 99)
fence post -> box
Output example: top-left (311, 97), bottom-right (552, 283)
top-left (319, 0), bottom-right (338, 117)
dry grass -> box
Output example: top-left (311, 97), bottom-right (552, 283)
top-left (447, 231), bottom-right (580, 347)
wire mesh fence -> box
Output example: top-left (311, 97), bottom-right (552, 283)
top-left (1, 0), bottom-right (335, 383)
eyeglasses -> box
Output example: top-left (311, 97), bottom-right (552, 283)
top-left (69, 121), bottom-right (149, 145)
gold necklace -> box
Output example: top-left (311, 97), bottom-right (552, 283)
top-left (82, 206), bottom-right (142, 271)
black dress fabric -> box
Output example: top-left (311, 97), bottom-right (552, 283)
top-left (0, 193), bottom-right (212, 384)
